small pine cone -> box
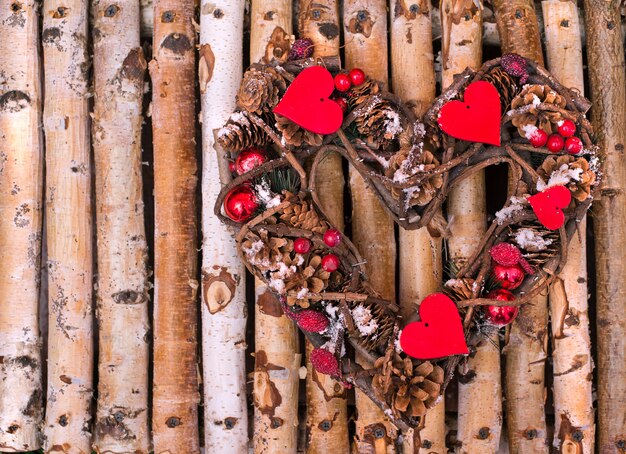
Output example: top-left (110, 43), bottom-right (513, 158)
top-left (278, 192), bottom-right (328, 233)
top-left (386, 147), bottom-right (443, 207)
top-left (241, 231), bottom-right (294, 274)
top-left (371, 351), bottom-right (444, 419)
top-left (483, 67), bottom-right (520, 112)
top-left (285, 255), bottom-right (331, 308)
top-left (354, 95), bottom-right (404, 149)
top-left (510, 84), bottom-right (567, 137)
top-left (444, 278), bottom-right (477, 302)
top-left (537, 155), bottom-right (596, 202)
top-left (508, 220), bottom-right (559, 268)
top-left (346, 78), bottom-right (382, 109)
top-left (218, 111), bottom-right (270, 152)
top-left (237, 65), bottom-right (287, 114)
top-left (346, 300), bottom-right (395, 351)
top-left (275, 114), bottom-right (323, 147)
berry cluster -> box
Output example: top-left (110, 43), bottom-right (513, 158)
top-left (294, 229), bottom-right (343, 272)
top-left (332, 68), bottom-right (366, 113)
top-left (528, 119), bottom-right (583, 155)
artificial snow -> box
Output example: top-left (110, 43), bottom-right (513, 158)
top-left (350, 305), bottom-right (378, 336)
top-left (254, 179), bottom-right (281, 208)
top-left (536, 163), bottom-right (583, 192)
top-left (514, 228), bottom-right (554, 252)
top-left (495, 198), bottom-right (526, 225)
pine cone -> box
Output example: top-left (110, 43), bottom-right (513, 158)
top-left (508, 221), bottom-right (559, 268)
top-left (537, 155), bottom-right (596, 202)
top-left (237, 65), bottom-right (287, 114)
top-left (346, 78), bottom-right (382, 109)
top-left (285, 255), bottom-right (330, 308)
top-left (510, 84), bottom-right (566, 137)
top-left (275, 114), bottom-right (323, 147)
top-left (483, 67), bottom-right (519, 112)
top-left (354, 95), bottom-right (404, 149)
top-left (278, 192), bottom-right (328, 233)
top-left (218, 111), bottom-right (270, 152)
top-left (443, 278), bottom-right (477, 302)
top-left (346, 300), bottom-right (395, 350)
top-left (386, 145), bottom-right (443, 207)
top-left (241, 230), bottom-right (294, 274)
top-left (372, 351), bottom-right (444, 419)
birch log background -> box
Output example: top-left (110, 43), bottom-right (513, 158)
top-left (0, 1), bottom-right (624, 453)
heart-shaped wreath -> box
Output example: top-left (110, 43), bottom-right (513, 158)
top-left (214, 54), bottom-right (599, 431)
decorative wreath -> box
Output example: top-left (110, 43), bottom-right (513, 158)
top-left (214, 44), bottom-right (599, 431)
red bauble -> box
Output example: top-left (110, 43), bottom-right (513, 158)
top-left (296, 310), bottom-right (330, 333)
top-left (333, 97), bottom-right (348, 113)
top-left (493, 264), bottom-right (525, 290)
top-left (529, 129), bottom-right (548, 148)
top-left (349, 68), bottom-right (366, 86)
top-left (484, 289), bottom-right (519, 326)
top-left (334, 73), bottom-right (352, 92)
top-left (224, 185), bottom-right (258, 222)
top-left (323, 229), bottom-right (342, 248)
top-left (565, 136), bottom-right (583, 155)
top-left (310, 348), bottom-right (340, 375)
top-left (235, 148), bottom-right (267, 174)
top-left (557, 119), bottom-right (576, 137)
top-left (294, 238), bottom-right (312, 254)
top-left (547, 134), bottom-right (565, 153)
top-left (321, 254), bottom-right (340, 272)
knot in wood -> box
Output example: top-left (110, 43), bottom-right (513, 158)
top-left (53, 6), bottom-right (68, 18)
top-left (409, 4), bottom-right (419, 14)
top-left (514, 9), bottom-right (523, 19)
top-left (311, 9), bottom-right (321, 19)
top-left (477, 427), bottom-right (490, 440)
top-left (113, 411), bottom-right (125, 422)
top-left (213, 8), bottom-right (223, 18)
top-left (161, 10), bottom-right (175, 22)
top-left (166, 416), bottom-right (181, 428)
top-left (224, 417), bottom-right (237, 429)
top-left (59, 414), bottom-right (69, 427)
top-left (104, 4), bottom-right (118, 17)
top-left (616, 439), bottom-right (626, 449)
top-left (10, 2), bottom-right (21, 12)
top-left (572, 430), bottom-right (584, 442)
top-left (422, 439), bottom-right (432, 449)
top-left (7, 424), bottom-right (19, 434)
top-left (270, 417), bottom-right (283, 429)
top-left (356, 10), bottom-right (368, 21)
top-left (318, 420), bottom-right (332, 431)
top-left (373, 426), bottom-right (386, 439)
top-left (524, 429), bottom-right (537, 440)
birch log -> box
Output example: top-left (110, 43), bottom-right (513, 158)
top-left (0, 0), bottom-right (44, 449)
top-left (441, 2), bottom-right (503, 453)
top-left (91, 0), bottom-right (150, 451)
top-left (542, 3), bottom-right (595, 452)
top-left (584, 2), bottom-right (626, 452)
top-left (200, 2), bottom-right (249, 452)
top-left (390, 2), bottom-right (444, 453)
top-left (41, 0), bottom-right (94, 450)
top-left (250, 3), bottom-right (300, 453)
top-left (150, 0), bottom-right (199, 451)
top-left (491, 2), bottom-right (549, 452)
top-left (297, 2), bottom-right (350, 452)
top-left (343, 2), bottom-right (398, 453)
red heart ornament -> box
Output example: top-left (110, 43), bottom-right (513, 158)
top-left (437, 81), bottom-right (502, 146)
top-left (273, 66), bottom-right (344, 135)
top-left (528, 185), bottom-right (572, 230)
top-left (400, 293), bottom-right (469, 360)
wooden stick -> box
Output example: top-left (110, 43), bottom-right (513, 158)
top-left (150, 0), bottom-right (200, 450)
top-left (0, 0), bottom-right (44, 449)
top-left (584, 1), bottom-right (626, 452)
top-left (41, 0), bottom-right (94, 450)
top-left (491, 0), bottom-right (544, 66)
top-left (344, 1), bottom-right (398, 452)
top-left (390, 2), bottom-right (444, 453)
top-left (91, 0), bottom-right (150, 451)
top-left (200, 1), bottom-right (249, 452)
top-left (542, 3), bottom-right (595, 452)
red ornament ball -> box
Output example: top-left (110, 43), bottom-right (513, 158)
top-left (565, 136), bottom-right (583, 155)
top-left (484, 289), bottom-right (519, 326)
top-left (224, 185), bottom-right (258, 222)
top-left (493, 264), bottom-right (525, 290)
top-left (334, 73), bottom-right (352, 92)
top-left (547, 134), bottom-right (565, 153)
top-left (321, 254), bottom-right (340, 272)
top-left (529, 129), bottom-right (548, 148)
top-left (333, 97), bottom-right (348, 113)
top-left (235, 148), bottom-right (267, 175)
top-left (288, 38), bottom-right (314, 60)
top-left (349, 68), bottom-right (366, 86)
top-left (296, 310), bottom-right (330, 333)
top-left (228, 161), bottom-right (236, 173)
top-left (310, 348), bottom-right (340, 375)
top-left (557, 119), bottom-right (576, 138)
top-left (294, 238), bottom-right (312, 254)
top-left (323, 229), bottom-right (342, 248)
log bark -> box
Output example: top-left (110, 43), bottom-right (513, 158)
top-left (542, 3), bottom-right (594, 452)
top-left (585, 2), bottom-right (626, 452)
top-left (0, 0), bottom-right (44, 449)
top-left (491, 0), bottom-right (544, 66)
top-left (390, 2), bottom-right (444, 453)
top-left (41, 0), bottom-right (94, 450)
top-left (91, 0), bottom-right (150, 451)
top-left (149, 0), bottom-right (200, 451)
top-left (199, 1), bottom-right (249, 452)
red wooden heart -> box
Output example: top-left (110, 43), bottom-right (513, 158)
top-left (528, 185), bottom-right (572, 230)
top-left (273, 66), bottom-right (343, 135)
top-left (400, 293), bottom-right (469, 360)
top-left (437, 81), bottom-right (501, 146)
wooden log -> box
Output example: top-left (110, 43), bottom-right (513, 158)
top-left (150, 0), bottom-right (200, 450)
top-left (584, 1), bottom-right (626, 452)
top-left (491, 0), bottom-right (544, 65)
top-left (199, 1), bottom-right (249, 452)
top-left (91, 0), bottom-right (150, 451)
top-left (0, 0), bottom-right (44, 449)
top-left (390, 1), bottom-right (444, 453)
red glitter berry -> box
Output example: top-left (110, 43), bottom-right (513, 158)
top-left (547, 134), bottom-right (565, 153)
top-left (294, 238), bottom-right (312, 254)
top-left (557, 119), bottom-right (576, 137)
top-left (296, 310), bottom-right (330, 333)
top-left (529, 129), bottom-right (548, 148)
top-left (490, 242), bottom-right (522, 266)
top-left (321, 254), bottom-right (340, 272)
top-left (349, 68), bottom-right (366, 86)
top-left (323, 229), bottom-right (342, 248)
top-left (501, 53), bottom-right (529, 83)
top-left (288, 38), bottom-right (314, 60)
top-left (310, 348), bottom-right (340, 375)
top-left (334, 74), bottom-right (352, 92)
top-left (565, 136), bottom-right (583, 155)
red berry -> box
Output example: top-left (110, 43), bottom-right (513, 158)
top-left (228, 161), bottom-right (236, 173)
top-left (528, 129), bottom-right (548, 148)
top-left (235, 147), bottom-right (267, 174)
top-left (493, 264), bottom-right (525, 290)
top-left (546, 134), bottom-right (565, 153)
top-left (557, 119), bottom-right (576, 138)
top-left (224, 185), bottom-right (258, 222)
top-left (349, 68), bottom-right (366, 86)
top-left (333, 97), bottom-right (348, 113)
top-left (321, 254), bottom-right (340, 272)
top-left (484, 289), bottom-right (519, 326)
top-left (323, 229), bottom-right (342, 248)
top-left (490, 242), bottom-right (522, 267)
top-left (334, 74), bottom-right (352, 92)
top-left (296, 310), bottom-right (330, 333)
top-left (310, 348), bottom-right (340, 375)
top-left (288, 38), bottom-right (314, 60)
top-left (565, 136), bottom-right (583, 155)
top-left (294, 238), bottom-right (312, 254)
